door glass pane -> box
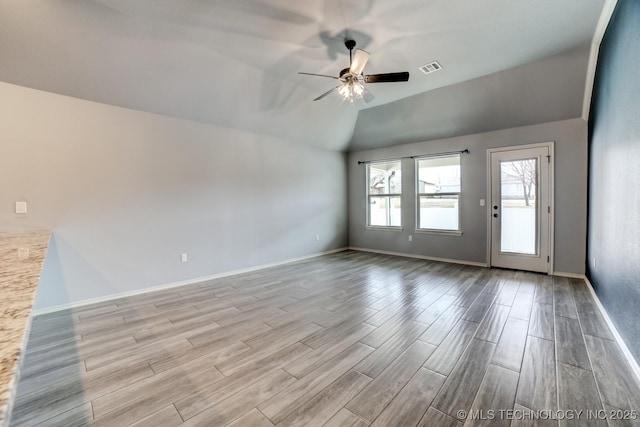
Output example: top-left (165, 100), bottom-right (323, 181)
top-left (500, 158), bottom-right (537, 254)
top-left (369, 196), bottom-right (401, 226)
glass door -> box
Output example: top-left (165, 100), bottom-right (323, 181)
top-left (489, 145), bottom-right (552, 273)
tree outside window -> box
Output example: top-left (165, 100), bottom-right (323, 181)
top-left (501, 159), bottom-right (536, 206)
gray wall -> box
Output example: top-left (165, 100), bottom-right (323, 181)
top-left (348, 118), bottom-right (588, 275)
top-left (350, 46), bottom-right (590, 151)
top-left (0, 82), bottom-right (348, 311)
top-left (588, 0), bottom-right (640, 361)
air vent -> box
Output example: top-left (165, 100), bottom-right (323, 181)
top-left (419, 61), bottom-right (443, 75)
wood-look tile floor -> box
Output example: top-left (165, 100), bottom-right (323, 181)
top-left (10, 251), bottom-right (640, 426)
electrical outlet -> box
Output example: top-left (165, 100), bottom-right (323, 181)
top-left (408, 235), bottom-right (413, 242)
top-left (15, 201), bottom-right (28, 214)
top-left (18, 248), bottom-right (30, 260)
top-left (315, 235), bottom-right (320, 241)
top-left (180, 253), bottom-right (188, 263)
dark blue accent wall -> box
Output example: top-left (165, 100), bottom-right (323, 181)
top-left (588, 0), bottom-right (640, 361)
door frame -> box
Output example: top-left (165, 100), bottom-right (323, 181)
top-left (485, 142), bottom-right (555, 274)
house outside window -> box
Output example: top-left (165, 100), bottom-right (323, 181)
top-left (416, 154), bottom-right (461, 232)
top-left (367, 160), bottom-right (401, 227)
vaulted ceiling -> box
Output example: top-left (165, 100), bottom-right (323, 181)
top-left (0, 0), bottom-right (607, 151)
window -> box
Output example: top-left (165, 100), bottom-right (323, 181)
top-left (416, 154), bottom-right (461, 232)
top-left (367, 160), bottom-right (401, 227)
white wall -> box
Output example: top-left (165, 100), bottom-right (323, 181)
top-left (0, 82), bottom-right (347, 310)
top-left (348, 118), bottom-right (588, 275)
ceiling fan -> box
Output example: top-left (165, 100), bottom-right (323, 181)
top-left (299, 39), bottom-right (410, 103)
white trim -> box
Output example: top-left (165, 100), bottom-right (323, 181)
top-left (548, 143), bottom-right (555, 275)
top-left (349, 246), bottom-right (488, 267)
top-left (582, 0), bottom-right (619, 119)
top-left (485, 141), bottom-right (555, 154)
top-left (365, 226), bottom-right (404, 232)
top-left (583, 276), bottom-right (640, 383)
top-left (485, 150), bottom-right (492, 267)
top-left (486, 142), bottom-right (555, 274)
top-left (32, 247), bottom-right (349, 316)
top-left (414, 229), bottom-right (463, 237)
top-left (551, 271), bottom-right (586, 279)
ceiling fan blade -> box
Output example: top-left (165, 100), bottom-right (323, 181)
top-left (365, 72), bottom-right (410, 83)
top-left (313, 85), bottom-right (341, 101)
top-left (298, 72), bottom-right (338, 80)
top-left (349, 49), bottom-right (370, 75)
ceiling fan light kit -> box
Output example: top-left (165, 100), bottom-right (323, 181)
top-left (299, 39), bottom-right (410, 103)
top-left (338, 79), bottom-right (365, 103)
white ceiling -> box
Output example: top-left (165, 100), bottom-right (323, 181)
top-left (0, 0), bottom-right (606, 151)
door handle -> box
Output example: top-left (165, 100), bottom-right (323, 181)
top-left (493, 205), bottom-right (499, 210)
top-left (493, 213), bottom-right (499, 218)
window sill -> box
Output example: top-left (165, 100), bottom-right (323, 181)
top-left (366, 226), bottom-right (404, 232)
top-left (414, 229), bottom-right (463, 236)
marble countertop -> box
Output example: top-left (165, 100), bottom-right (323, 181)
top-left (0, 230), bottom-right (50, 426)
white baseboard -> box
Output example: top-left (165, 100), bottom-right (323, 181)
top-left (348, 246), bottom-right (488, 267)
top-left (552, 271), bottom-right (586, 279)
top-left (582, 276), bottom-right (640, 383)
top-left (32, 247), bottom-right (349, 317)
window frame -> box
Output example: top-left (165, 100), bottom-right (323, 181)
top-left (415, 154), bottom-right (462, 235)
top-left (366, 160), bottom-right (403, 230)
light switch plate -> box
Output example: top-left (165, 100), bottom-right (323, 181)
top-left (15, 201), bottom-right (28, 214)
top-left (480, 199), bottom-right (485, 207)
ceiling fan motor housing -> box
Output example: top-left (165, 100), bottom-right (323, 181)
top-left (299, 38), bottom-right (409, 101)
top-left (339, 68), bottom-right (351, 79)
